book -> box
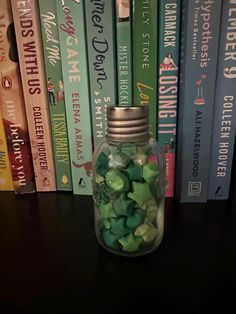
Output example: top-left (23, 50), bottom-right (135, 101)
top-left (85, 0), bottom-right (117, 148)
top-left (0, 0), bottom-right (35, 194)
top-left (157, 0), bottom-right (181, 198)
top-left (39, 0), bottom-right (72, 191)
top-left (208, 0), bottom-right (236, 200)
top-left (132, 0), bottom-right (158, 138)
top-left (116, 0), bottom-right (132, 106)
top-left (176, 0), bottom-right (222, 202)
top-left (11, 0), bottom-right (56, 192)
top-left (56, 0), bottom-right (93, 195)
top-left (0, 111), bottom-right (14, 191)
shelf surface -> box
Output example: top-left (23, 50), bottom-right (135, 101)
top-left (0, 190), bottom-right (236, 314)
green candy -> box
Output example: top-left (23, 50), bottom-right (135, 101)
top-left (125, 162), bottom-right (143, 181)
top-left (103, 229), bottom-right (120, 248)
top-left (101, 219), bottom-right (111, 229)
top-left (105, 169), bottom-right (129, 192)
top-left (142, 163), bottom-right (159, 183)
top-left (110, 217), bottom-right (131, 237)
top-left (96, 152), bottom-right (109, 176)
top-left (146, 199), bottom-right (158, 223)
top-left (134, 223), bottom-right (150, 237)
top-left (113, 193), bottom-right (134, 217)
top-left (108, 152), bottom-right (130, 169)
top-left (126, 209), bottom-right (145, 229)
top-left (99, 202), bottom-right (117, 219)
top-left (134, 221), bottom-right (158, 243)
top-left (128, 182), bottom-right (153, 207)
top-left (118, 233), bottom-right (143, 252)
top-left (143, 228), bottom-right (157, 243)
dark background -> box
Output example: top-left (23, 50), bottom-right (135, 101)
top-left (0, 162), bottom-right (236, 313)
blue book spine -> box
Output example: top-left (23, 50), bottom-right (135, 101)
top-left (176, 0), bottom-right (222, 202)
top-left (208, 0), bottom-right (236, 200)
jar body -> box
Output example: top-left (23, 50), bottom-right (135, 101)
top-left (92, 138), bottom-right (165, 256)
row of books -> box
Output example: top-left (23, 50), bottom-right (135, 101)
top-left (0, 0), bottom-right (236, 203)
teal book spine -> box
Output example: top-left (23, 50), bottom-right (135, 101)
top-left (208, 0), bottom-right (236, 200)
top-left (157, 0), bottom-right (181, 198)
top-left (39, 0), bottom-right (72, 191)
top-left (116, 0), bottom-right (132, 106)
top-left (84, 0), bottom-right (117, 148)
top-left (56, 0), bottom-right (93, 195)
top-left (132, 0), bottom-right (158, 138)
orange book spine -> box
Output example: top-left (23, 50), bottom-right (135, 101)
top-left (0, 0), bottom-right (36, 193)
top-left (0, 110), bottom-right (14, 191)
top-left (11, 0), bottom-right (56, 191)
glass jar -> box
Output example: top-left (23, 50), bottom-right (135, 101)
top-left (92, 106), bottom-right (165, 256)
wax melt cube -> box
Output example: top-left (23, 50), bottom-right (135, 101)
top-left (96, 152), bottom-right (109, 176)
top-left (118, 233), bottom-right (143, 252)
top-left (113, 193), bottom-right (134, 217)
top-left (110, 217), bottom-right (131, 237)
top-left (99, 202), bottom-right (117, 219)
top-left (125, 162), bottom-right (143, 181)
top-left (143, 163), bottom-right (159, 183)
top-left (126, 209), bottom-right (145, 229)
top-left (105, 169), bottom-right (129, 192)
top-left (128, 182), bottom-right (153, 207)
top-left (103, 229), bottom-right (120, 247)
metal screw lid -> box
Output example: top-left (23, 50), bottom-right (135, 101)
top-left (106, 106), bottom-right (149, 142)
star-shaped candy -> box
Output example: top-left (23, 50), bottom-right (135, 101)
top-left (95, 152), bottom-right (109, 176)
top-left (118, 233), bottom-right (143, 252)
top-left (113, 193), bottom-right (134, 216)
top-left (105, 168), bottom-right (129, 192)
top-left (125, 162), bottom-right (143, 181)
top-left (142, 163), bottom-right (160, 183)
top-left (128, 182), bottom-right (153, 207)
top-left (99, 202), bottom-right (117, 219)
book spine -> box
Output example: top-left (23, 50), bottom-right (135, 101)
top-left (84, 0), bottom-right (117, 148)
top-left (11, 0), bottom-right (57, 192)
top-left (176, 0), bottom-right (222, 202)
top-left (0, 0), bottom-right (36, 193)
top-left (39, 0), bottom-right (72, 191)
top-left (116, 0), bottom-right (132, 106)
top-left (132, 0), bottom-right (158, 138)
top-left (56, 0), bottom-right (93, 195)
top-left (208, 0), bottom-right (236, 200)
top-left (157, 0), bottom-right (181, 198)
top-left (0, 111), bottom-right (14, 191)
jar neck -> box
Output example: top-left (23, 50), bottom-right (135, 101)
top-left (106, 138), bottom-right (149, 146)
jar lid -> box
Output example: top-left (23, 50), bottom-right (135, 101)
top-left (106, 106), bottom-right (149, 142)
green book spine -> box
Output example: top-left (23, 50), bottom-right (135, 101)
top-left (85, 0), bottom-right (117, 148)
top-left (116, 0), bottom-right (132, 106)
top-left (132, 0), bottom-right (158, 138)
top-left (157, 0), bottom-right (181, 197)
top-left (56, 0), bottom-right (93, 195)
top-left (39, 0), bottom-right (72, 191)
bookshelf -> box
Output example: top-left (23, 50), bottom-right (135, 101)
top-left (1, 0), bottom-right (236, 311)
